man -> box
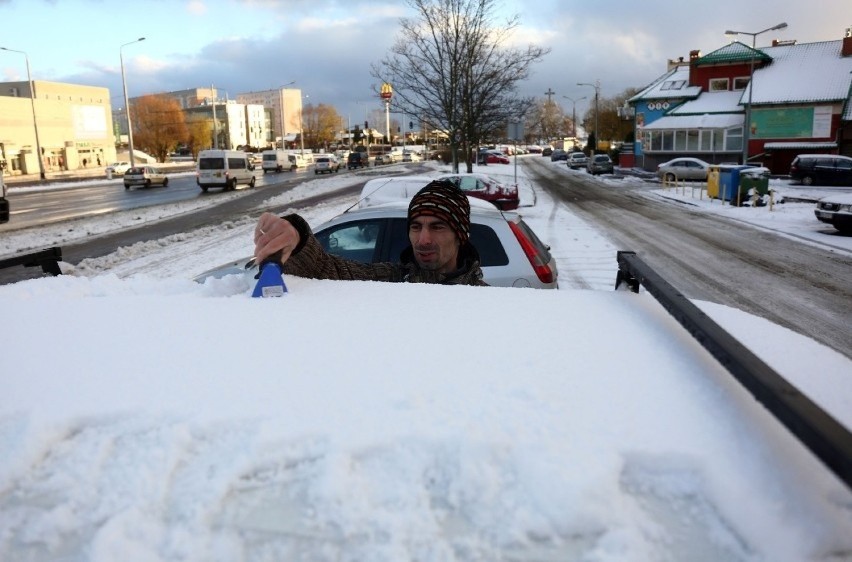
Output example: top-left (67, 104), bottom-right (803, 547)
top-left (253, 180), bottom-right (487, 286)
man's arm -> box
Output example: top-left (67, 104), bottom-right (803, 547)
top-left (254, 212), bottom-right (404, 282)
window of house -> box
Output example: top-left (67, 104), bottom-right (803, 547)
top-left (726, 127), bottom-right (743, 152)
top-left (700, 130), bottom-right (713, 151)
top-left (733, 77), bottom-right (750, 90)
top-left (713, 129), bottom-right (725, 152)
top-left (687, 130), bottom-right (700, 151)
top-left (662, 131), bottom-right (674, 151)
top-left (709, 78), bottom-right (729, 92)
top-left (675, 130), bottom-right (687, 151)
top-left (650, 131), bottom-right (662, 151)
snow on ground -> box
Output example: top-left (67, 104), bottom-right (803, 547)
top-left (1, 158), bottom-right (851, 561)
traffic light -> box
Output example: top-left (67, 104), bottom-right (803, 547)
top-left (409, 121), bottom-right (413, 130)
top-left (365, 121), bottom-right (368, 129)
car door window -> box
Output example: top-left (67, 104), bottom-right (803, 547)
top-left (316, 219), bottom-right (385, 263)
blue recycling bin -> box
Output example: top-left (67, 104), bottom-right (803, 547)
top-left (716, 165), bottom-right (754, 203)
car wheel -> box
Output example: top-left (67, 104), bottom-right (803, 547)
top-left (145, 179), bottom-right (152, 188)
top-left (162, 177), bottom-right (169, 187)
top-left (665, 173), bottom-right (676, 182)
top-left (124, 184), bottom-right (130, 190)
top-left (249, 177), bottom-right (256, 188)
top-left (200, 186), bottom-right (208, 192)
top-left (802, 175), bottom-right (814, 186)
top-left (230, 178), bottom-right (238, 191)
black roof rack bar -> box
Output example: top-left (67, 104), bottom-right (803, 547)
top-left (615, 250), bottom-right (852, 490)
top-left (0, 246), bottom-right (63, 276)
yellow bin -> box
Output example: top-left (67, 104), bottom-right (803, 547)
top-left (707, 165), bottom-right (721, 198)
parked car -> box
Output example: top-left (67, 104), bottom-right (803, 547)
top-left (789, 154), bottom-right (852, 186)
top-left (541, 147), bottom-right (553, 157)
top-left (550, 149), bottom-right (568, 162)
top-left (106, 161), bottom-right (132, 176)
top-left (586, 154), bottom-right (614, 175)
top-left (347, 152), bottom-right (370, 169)
top-left (195, 200), bottom-right (558, 289)
top-left (814, 193), bottom-right (852, 233)
top-left (401, 151), bottom-right (421, 162)
top-left (314, 155), bottom-right (340, 174)
top-left (478, 150), bottom-right (509, 165)
top-left (437, 172), bottom-right (520, 211)
top-left (123, 166), bottom-right (169, 189)
top-left (374, 154), bottom-right (393, 166)
top-left (656, 157), bottom-right (710, 181)
top-left (566, 152), bottom-right (588, 169)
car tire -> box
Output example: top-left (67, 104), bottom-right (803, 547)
top-left (145, 179), bottom-right (152, 188)
top-left (162, 177), bottom-right (169, 187)
top-left (249, 177), bottom-right (256, 188)
top-left (230, 178), bottom-right (238, 191)
top-left (124, 184), bottom-right (130, 190)
top-left (665, 173), bottom-right (676, 182)
top-left (802, 175), bottom-right (814, 186)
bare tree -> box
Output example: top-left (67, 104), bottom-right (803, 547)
top-left (372, 0), bottom-right (549, 172)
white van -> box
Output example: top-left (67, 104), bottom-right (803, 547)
top-left (196, 150), bottom-right (256, 192)
top-left (261, 149), bottom-right (288, 173)
top-left (357, 175), bottom-right (434, 208)
top-left (287, 153), bottom-right (310, 171)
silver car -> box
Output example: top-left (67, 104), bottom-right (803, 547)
top-left (123, 166), bottom-right (169, 189)
top-left (566, 152), bottom-right (588, 169)
top-left (195, 200), bottom-right (558, 289)
top-left (656, 157), bottom-right (710, 181)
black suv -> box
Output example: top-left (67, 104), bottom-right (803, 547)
top-left (789, 154), bottom-right (852, 186)
top-left (347, 152), bottom-right (370, 169)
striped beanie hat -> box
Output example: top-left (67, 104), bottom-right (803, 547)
top-left (408, 180), bottom-right (471, 244)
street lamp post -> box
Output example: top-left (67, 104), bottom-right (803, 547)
top-left (1, 47), bottom-right (45, 179)
top-left (562, 95), bottom-right (586, 146)
top-left (577, 80), bottom-right (600, 155)
top-left (120, 37), bottom-right (145, 168)
top-left (725, 22), bottom-right (788, 164)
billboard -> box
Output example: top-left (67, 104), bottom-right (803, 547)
top-left (750, 106), bottom-right (832, 139)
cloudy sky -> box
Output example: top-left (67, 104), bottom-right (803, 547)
top-left (1, 0), bottom-right (850, 123)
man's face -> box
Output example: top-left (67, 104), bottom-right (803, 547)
top-left (409, 215), bottom-right (461, 274)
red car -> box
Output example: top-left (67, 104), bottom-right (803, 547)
top-left (437, 172), bottom-right (520, 210)
top-left (484, 151), bottom-right (510, 164)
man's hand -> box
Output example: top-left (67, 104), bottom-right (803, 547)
top-left (254, 213), bottom-right (300, 265)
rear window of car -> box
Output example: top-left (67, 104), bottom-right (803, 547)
top-left (386, 218), bottom-right (508, 267)
top-left (317, 158), bottom-right (330, 163)
top-left (127, 167), bottom-right (145, 174)
top-left (199, 158), bottom-right (224, 170)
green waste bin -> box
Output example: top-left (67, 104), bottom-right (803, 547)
top-left (707, 165), bottom-right (721, 198)
top-left (739, 167), bottom-right (771, 202)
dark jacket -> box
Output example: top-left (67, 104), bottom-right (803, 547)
top-left (281, 214), bottom-right (488, 286)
